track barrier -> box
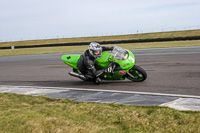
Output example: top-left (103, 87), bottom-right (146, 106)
top-left (1, 36), bottom-right (200, 50)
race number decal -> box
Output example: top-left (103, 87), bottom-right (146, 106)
top-left (67, 56), bottom-right (71, 60)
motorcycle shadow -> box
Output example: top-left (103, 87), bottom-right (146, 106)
top-left (7, 79), bottom-right (141, 88)
top-left (65, 79), bottom-right (135, 86)
top-left (34, 80), bottom-right (133, 87)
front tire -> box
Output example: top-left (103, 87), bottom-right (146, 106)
top-left (127, 65), bottom-right (147, 82)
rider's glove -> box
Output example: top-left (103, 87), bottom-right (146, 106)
top-left (104, 63), bottom-right (113, 73)
top-left (105, 66), bottom-right (113, 73)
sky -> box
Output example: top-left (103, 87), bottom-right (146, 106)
top-left (0, 0), bottom-right (200, 42)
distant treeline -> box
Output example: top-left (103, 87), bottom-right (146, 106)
top-left (1, 36), bottom-right (200, 50)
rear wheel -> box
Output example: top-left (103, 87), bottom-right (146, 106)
top-left (127, 65), bottom-right (147, 82)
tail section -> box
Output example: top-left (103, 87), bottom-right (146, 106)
top-left (61, 55), bottom-right (81, 69)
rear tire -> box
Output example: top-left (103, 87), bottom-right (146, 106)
top-left (127, 65), bottom-right (147, 82)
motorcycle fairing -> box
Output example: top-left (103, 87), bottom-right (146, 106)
top-left (61, 55), bottom-right (81, 69)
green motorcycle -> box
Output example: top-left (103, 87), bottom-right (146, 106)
top-left (61, 46), bottom-right (147, 84)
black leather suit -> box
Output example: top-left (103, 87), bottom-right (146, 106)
top-left (77, 46), bottom-right (113, 79)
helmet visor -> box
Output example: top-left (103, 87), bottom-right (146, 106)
top-left (93, 50), bottom-right (101, 55)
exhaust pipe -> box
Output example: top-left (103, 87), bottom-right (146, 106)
top-left (69, 71), bottom-right (87, 81)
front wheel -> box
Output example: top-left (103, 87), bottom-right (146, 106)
top-left (127, 65), bottom-right (147, 82)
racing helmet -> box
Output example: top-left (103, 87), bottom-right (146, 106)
top-left (88, 42), bottom-right (102, 59)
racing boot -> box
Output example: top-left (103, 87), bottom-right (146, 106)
top-left (94, 77), bottom-right (102, 85)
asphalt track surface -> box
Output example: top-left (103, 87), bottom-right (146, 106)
top-left (0, 46), bottom-right (200, 96)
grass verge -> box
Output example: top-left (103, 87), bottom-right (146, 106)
top-left (0, 40), bottom-right (200, 56)
top-left (0, 93), bottom-right (199, 133)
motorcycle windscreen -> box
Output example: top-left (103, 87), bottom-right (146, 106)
top-left (61, 55), bottom-right (81, 69)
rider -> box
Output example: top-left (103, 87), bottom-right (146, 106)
top-left (77, 42), bottom-right (113, 82)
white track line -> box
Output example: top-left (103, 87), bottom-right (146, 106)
top-left (1, 85), bottom-right (200, 99)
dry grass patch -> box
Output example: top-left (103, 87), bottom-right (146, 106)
top-left (1, 29), bottom-right (200, 47)
top-left (0, 40), bottom-right (200, 56)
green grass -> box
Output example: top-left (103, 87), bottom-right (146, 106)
top-left (1, 29), bottom-right (200, 47)
top-left (0, 93), bottom-right (199, 133)
top-left (0, 40), bottom-right (200, 56)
